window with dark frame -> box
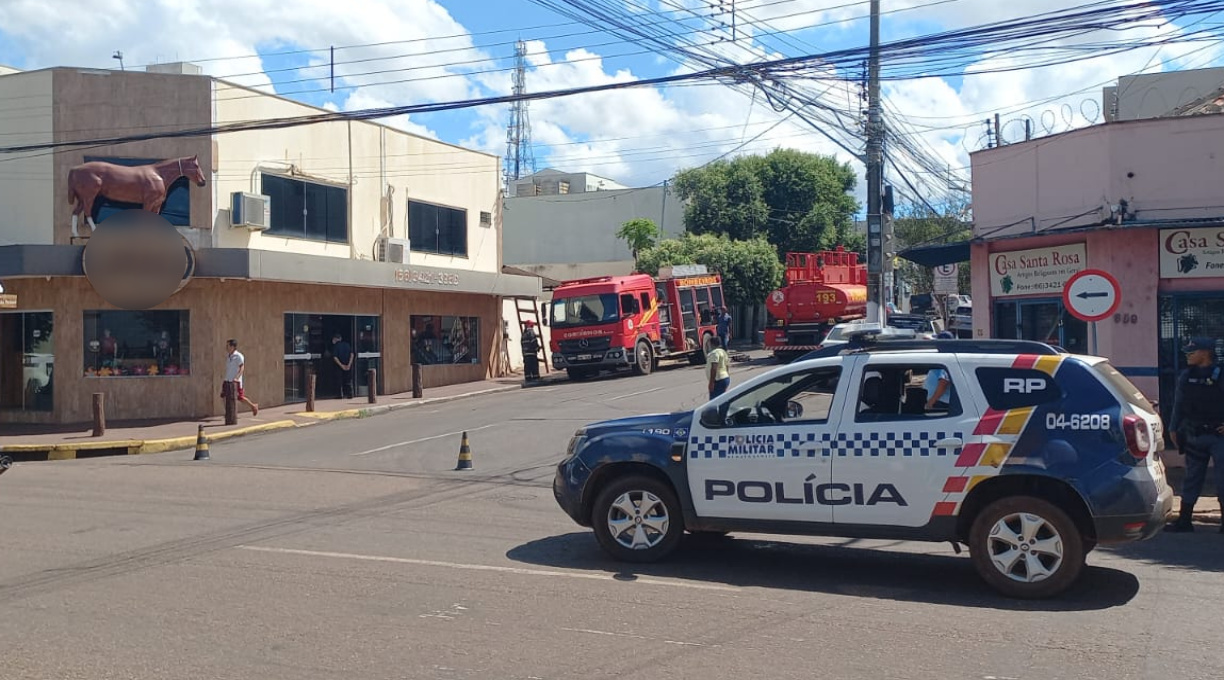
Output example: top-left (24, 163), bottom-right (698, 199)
top-left (83, 310), bottom-right (190, 377)
top-left (411, 315), bottom-right (480, 365)
top-left (408, 200), bottom-right (468, 257)
top-left (261, 173), bottom-right (349, 243)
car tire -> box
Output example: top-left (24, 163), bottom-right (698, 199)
top-left (591, 475), bottom-right (684, 563)
top-left (969, 495), bottom-right (1085, 600)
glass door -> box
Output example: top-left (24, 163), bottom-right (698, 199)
top-left (354, 315), bottom-right (382, 398)
top-left (993, 298), bottom-right (1086, 352)
top-left (0, 311), bottom-right (54, 412)
top-left (284, 313), bottom-right (323, 403)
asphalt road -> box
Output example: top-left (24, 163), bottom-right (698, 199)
top-left (2, 356), bottom-right (1223, 680)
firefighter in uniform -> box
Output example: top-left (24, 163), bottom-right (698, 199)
top-left (521, 320), bottom-right (542, 382)
top-left (1166, 337), bottom-right (1224, 533)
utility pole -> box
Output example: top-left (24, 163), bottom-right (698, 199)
top-left (865, 0), bottom-right (885, 324)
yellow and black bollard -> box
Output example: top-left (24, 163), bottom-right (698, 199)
top-left (454, 431), bottom-right (473, 471)
top-left (193, 424), bottom-right (210, 461)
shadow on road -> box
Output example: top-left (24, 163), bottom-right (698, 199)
top-left (507, 532), bottom-right (1139, 612)
top-left (1103, 532), bottom-right (1223, 573)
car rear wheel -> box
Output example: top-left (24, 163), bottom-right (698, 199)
top-left (969, 496), bottom-right (1085, 599)
top-left (591, 475), bottom-right (683, 563)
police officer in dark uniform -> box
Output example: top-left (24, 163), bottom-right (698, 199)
top-left (1166, 337), bottom-right (1224, 533)
top-left (521, 320), bottom-right (542, 382)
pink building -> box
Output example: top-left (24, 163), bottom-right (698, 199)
top-left (967, 111), bottom-right (1224, 427)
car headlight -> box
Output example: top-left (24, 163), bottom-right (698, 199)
top-left (565, 428), bottom-right (587, 459)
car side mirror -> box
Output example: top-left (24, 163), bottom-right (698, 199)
top-left (786, 400), bottom-right (804, 419)
top-left (699, 406), bottom-right (722, 428)
top-left (540, 304), bottom-right (549, 326)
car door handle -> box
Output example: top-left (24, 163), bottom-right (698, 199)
top-left (935, 438), bottom-right (962, 449)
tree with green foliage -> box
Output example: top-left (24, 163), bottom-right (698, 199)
top-left (636, 233), bottom-right (784, 307)
top-left (893, 202), bottom-right (973, 295)
top-left (672, 148), bottom-right (861, 258)
top-left (615, 217), bottom-right (662, 263)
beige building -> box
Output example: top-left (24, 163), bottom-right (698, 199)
top-left (0, 64), bottom-right (541, 426)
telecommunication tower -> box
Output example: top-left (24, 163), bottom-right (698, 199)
top-left (504, 41), bottom-right (537, 194)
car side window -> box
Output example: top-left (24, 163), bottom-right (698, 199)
top-left (855, 363), bottom-right (962, 422)
top-left (716, 366), bottom-right (841, 427)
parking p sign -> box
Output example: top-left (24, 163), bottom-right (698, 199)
top-left (934, 263), bottom-right (959, 294)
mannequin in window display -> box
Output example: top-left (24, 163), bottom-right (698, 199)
top-left (153, 331), bottom-right (172, 370)
top-left (100, 329), bottom-right (117, 366)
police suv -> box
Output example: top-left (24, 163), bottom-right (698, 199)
top-left (553, 339), bottom-right (1173, 599)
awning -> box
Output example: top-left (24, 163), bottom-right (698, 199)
top-left (899, 240), bottom-right (971, 268)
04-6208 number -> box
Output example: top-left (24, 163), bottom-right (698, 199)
top-left (1046, 413), bottom-right (1111, 430)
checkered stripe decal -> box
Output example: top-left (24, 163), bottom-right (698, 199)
top-left (835, 431), bottom-right (963, 457)
top-left (689, 430), bottom-right (963, 458)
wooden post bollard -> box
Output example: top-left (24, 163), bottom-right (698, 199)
top-left (412, 363), bottom-right (423, 399)
top-left (223, 381), bottom-right (238, 425)
top-left (92, 393), bottom-right (106, 437)
top-left (306, 373), bottom-right (317, 412)
top-left (367, 368), bottom-right (377, 404)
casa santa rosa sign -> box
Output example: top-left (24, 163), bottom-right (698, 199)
top-left (989, 243), bottom-right (1086, 297)
top-left (1159, 226), bottom-right (1224, 278)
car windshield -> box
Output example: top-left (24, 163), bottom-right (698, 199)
top-left (551, 294), bottom-right (620, 327)
top-left (886, 317), bottom-right (927, 331)
top-left (1093, 363), bottom-right (1157, 415)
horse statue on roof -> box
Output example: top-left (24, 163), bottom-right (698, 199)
top-left (67, 155), bottom-right (207, 238)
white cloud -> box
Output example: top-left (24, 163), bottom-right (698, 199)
top-left (0, 0), bottom-right (1219, 201)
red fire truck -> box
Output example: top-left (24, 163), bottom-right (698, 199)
top-left (763, 247), bottom-right (869, 362)
top-left (546, 265), bottom-right (725, 380)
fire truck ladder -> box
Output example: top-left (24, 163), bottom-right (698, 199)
top-left (512, 296), bottom-right (550, 373)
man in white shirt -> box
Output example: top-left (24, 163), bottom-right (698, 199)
top-left (223, 339), bottom-right (259, 416)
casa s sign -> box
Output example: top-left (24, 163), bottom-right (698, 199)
top-left (1160, 226), bottom-right (1224, 278)
top-left (82, 210), bottom-right (195, 309)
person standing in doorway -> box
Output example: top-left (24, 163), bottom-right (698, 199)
top-left (521, 320), bottom-right (542, 382)
top-left (223, 339), bottom-right (258, 416)
top-left (706, 336), bottom-right (731, 400)
top-left (332, 333), bottom-right (354, 399)
top-left (1166, 337), bottom-right (1224, 533)
top-left (717, 306), bottom-right (733, 350)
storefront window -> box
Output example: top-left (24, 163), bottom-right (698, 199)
top-left (411, 315), bottom-right (480, 365)
top-left (991, 299), bottom-right (1086, 352)
top-left (83, 310), bottom-right (190, 377)
top-left (1, 312), bottom-right (53, 411)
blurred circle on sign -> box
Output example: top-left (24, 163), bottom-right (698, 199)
top-left (82, 210), bottom-right (195, 309)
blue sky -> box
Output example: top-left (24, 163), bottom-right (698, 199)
top-left (0, 0), bottom-right (1220, 195)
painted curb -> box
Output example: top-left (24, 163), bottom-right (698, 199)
top-left (1, 420), bottom-right (300, 460)
top-left (1, 384), bottom-right (520, 462)
top-left (295, 385), bottom-right (519, 422)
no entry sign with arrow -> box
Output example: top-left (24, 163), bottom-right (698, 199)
top-left (1063, 269), bottom-right (1121, 322)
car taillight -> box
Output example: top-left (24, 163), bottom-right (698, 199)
top-left (1123, 414), bottom-right (1151, 460)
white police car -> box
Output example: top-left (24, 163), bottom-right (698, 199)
top-left (553, 340), bottom-right (1173, 599)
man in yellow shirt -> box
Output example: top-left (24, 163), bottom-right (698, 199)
top-left (706, 336), bottom-right (731, 399)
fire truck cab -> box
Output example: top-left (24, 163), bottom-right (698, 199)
top-left (547, 265), bottom-right (725, 380)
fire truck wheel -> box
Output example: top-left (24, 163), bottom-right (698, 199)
top-left (631, 340), bottom-right (654, 376)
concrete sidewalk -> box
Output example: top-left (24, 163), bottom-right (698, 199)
top-left (0, 374), bottom-right (547, 461)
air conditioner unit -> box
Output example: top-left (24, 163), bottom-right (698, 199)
top-left (377, 237), bottom-right (411, 264)
top-left (230, 192), bottom-right (271, 230)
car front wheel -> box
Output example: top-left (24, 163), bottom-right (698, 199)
top-left (591, 475), bottom-right (683, 563)
top-left (969, 496), bottom-right (1085, 599)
